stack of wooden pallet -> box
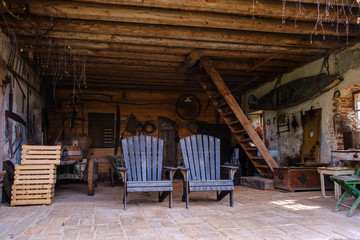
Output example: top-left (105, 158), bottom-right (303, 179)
top-left (11, 145), bottom-right (61, 206)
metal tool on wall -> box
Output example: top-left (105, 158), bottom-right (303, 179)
top-left (277, 114), bottom-right (290, 135)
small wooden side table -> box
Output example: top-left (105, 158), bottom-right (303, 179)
top-left (317, 167), bottom-right (355, 199)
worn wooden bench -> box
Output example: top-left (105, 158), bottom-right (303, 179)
top-left (119, 135), bottom-right (177, 209)
top-left (330, 166), bottom-right (360, 217)
top-left (179, 134), bottom-right (238, 208)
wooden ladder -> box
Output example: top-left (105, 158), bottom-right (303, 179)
top-left (198, 57), bottom-right (279, 178)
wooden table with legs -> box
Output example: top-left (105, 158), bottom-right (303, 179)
top-left (317, 167), bottom-right (355, 200)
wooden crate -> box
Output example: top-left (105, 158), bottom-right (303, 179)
top-left (21, 145), bottom-right (61, 165)
top-left (11, 185), bottom-right (55, 206)
top-left (11, 164), bottom-right (57, 206)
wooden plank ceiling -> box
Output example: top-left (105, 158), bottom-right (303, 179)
top-left (0, 0), bottom-right (359, 93)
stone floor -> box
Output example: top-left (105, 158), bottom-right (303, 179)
top-left (0, 180), bottom-right (360, 240)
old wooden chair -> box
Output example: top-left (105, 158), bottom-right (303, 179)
top-left (109, 155), bottom-right (124, 187)
top-left (179, 134), bottom-right (238, 208)
top-left (330, 166), bottom-right (360, 216)
top-left (119, 135), bottom-right (177, 209)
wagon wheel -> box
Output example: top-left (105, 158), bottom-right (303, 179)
top-left (87, 158), bottom-right (95, 196)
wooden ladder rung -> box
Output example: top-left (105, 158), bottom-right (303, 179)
top-left (228, 120), bottom-right (240, 126)
top-left (216, 102), bottom-right (228, 108)
top-left (233, 129), bottom-right (246, 134)
top-left (223, 111), bottom-right (234, 117)
top-left (243, 147), bottom-right (257, 151)
top-left (250, 156), bottom-right (264, 160)
top-left (211, 93), bottom-right (223, 100)
top-left (238, 138), bottom-right (251, 142)
top-left (255, 165), bottom-right (270, 169)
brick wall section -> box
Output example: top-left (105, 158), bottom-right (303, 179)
top-left (333, 84), bottom-right (360, 149)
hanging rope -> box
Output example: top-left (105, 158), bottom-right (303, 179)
top-left (316, 56), bottom-right (330, 92)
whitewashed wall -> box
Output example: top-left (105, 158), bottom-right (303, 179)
top-left (245, 43), bottom-right (360, 166)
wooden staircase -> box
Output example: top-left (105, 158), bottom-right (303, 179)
top-left (198, 57), bottom-right (278, 178)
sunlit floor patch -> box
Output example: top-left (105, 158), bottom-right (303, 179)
top-left (270, 200), bottom-right (321, 210)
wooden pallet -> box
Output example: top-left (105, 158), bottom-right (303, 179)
top-left (11, 164), bottom-right (57, 206)
top-left (21, 145), bottom-right (61, 165)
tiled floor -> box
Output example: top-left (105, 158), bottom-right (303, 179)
top-left (1, 180), bottom-right (359, 240)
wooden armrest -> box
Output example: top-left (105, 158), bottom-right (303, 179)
top-left (221, 165), bottom-right (238, 180)
top-left (117, 167), bottom-right (127, 171)
top-left (163, 166), bottom-right (178, 171)
top-left (220, 165), bottom-right (239, 170)
top-left (116, 167), bottom-right (127, 182)
top-left (176, 166), bottom-right (189, 171)
top-left (171, 166), bottom-right (188, 181)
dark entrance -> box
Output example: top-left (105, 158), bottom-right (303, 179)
top-left (158, 117), bottom-right (178, 167)
top-left (201, 123), bottom-right (231, 165)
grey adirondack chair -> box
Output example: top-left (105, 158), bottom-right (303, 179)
top-left (119, 135), bottom-right (177, 209)
top-left (179, 134), bottom-right (238, 208)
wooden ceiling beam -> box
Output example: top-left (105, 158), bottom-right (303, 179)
top-left (42, 72), bottom-right (191, 82)
top-left (43, 63), bottom-right (180, 73)
top-left (14, 0), bottom-right (357, 36)
top-left (34, 53), bottom-right (181, 68)
top-left (79, 56), bottom-right (181, 68)
top-left (5, 18), bottom-right (350, 49)
top-left (52, 82), bottom-right (203, 92)
top-left (14, 30), bottom-right (329, 55)
top-left (217, 67), bottom-right (289, 75)
top-left (38, 60), bottom-right (290, 74)
top-left (18, 38), bottom-right (316, 61)
top-left (43, 68), bottom-right (272, 80)
top-left (213, 59), bottom-right (295, 69)
top-left (67, 0), bottom-right (360, 23)
top-left (285, 0), bottom-right (359, 7)
top-left (31, 48), bottom-right (186, 62)
top-left (246, 57), bottom-right (275, 72)
top-left (42, 71), bottom-right (196, 81)
top-left (82, 80), bottom-right (195, 87)
top-left (34, 53), bottom-right (295, 71)
top-left (46, 73), bottom-right (253, 85)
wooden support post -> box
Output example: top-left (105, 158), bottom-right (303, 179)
top-left (114, 105), bottom-right (120, 155)
top-left (179, 50), bottom-right (203, 72)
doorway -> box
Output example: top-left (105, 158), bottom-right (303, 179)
top-left (301, 108), bottom-right (322, 164)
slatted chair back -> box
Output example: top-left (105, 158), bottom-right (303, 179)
top-left (122, 135), bottom-right (164, 182)
top-left (180, 134), bottom-right (220, 181)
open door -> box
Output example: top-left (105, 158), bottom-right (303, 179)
top-left (301, 108), bottom-right (322, 164)
top-left (158, 117), bottom-right (178, 167)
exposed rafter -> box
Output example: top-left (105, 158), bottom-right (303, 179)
top-left (0, 0), bottom-right (358, 93)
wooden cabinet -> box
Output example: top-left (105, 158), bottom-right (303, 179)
top-left (274, 167), bottom-right (333, 191)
